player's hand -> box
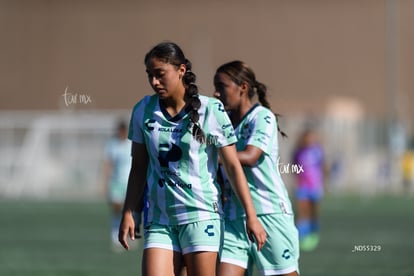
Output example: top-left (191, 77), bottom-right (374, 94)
top-left (246, 216), bottom-right (267, 251)
top-left (118, 210), bottom-right (135, 250)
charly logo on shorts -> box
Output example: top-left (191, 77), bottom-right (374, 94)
top-left (204, 225), bottom-right (215, 237)
top-left (282, 249), bottom-right (291, 260)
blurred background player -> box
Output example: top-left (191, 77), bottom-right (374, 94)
top-left (292, 127), bottom-right (326, 251)
top-left (102, 120), bottom-right (132, 251)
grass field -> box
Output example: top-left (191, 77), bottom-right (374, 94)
top-left (1, 195), bottom-right (413, 276)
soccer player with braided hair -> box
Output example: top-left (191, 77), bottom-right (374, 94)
top-left (214, 60), bottom-right (299, 276)
top-left (118, 42), bottom-right (266, 276)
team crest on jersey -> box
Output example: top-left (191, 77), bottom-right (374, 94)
top-left (240, 123), bottom-right (252, 140)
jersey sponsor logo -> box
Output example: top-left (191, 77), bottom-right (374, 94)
top-left (257, 130), bottom-right (270, 138)
top-left (226, 132), bottom-right (235, 139)
top-left (145, 119), bottom-right (183, 134)
top-left (145, 119), bottom-right (156, 131)
top-left (222, 123), bottom-right (232, 130)
top-left (282, 249), bottom-right (291, 260)
top-left (158, 143), bottom-right (182, 167)
top-left (158, 178), bottom-right (192, 189)
top-left (157, 143), bottom-right (192, 190)
top-left (204, 225), bottom-right (215, 237)
top-left (158, 127), bottom-right (183, 133)
top-left (253, 130), bottom-right (270, 146)
top-left (215, 102), bottom-right (225, 112)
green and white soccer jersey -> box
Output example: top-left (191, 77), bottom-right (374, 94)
top-left (104, 138), bottom-right (131, 203)
top-left (223, 104), bottom-right (293, 220)
top-left (129, 94), bottom-right (236, 226)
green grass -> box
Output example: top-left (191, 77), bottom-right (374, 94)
top-left (1, 195), bottom-right (413, 275)
top-left (0, 200), bottom-right (143, 276)
top-left (298, 195), bottom-right (414, 275)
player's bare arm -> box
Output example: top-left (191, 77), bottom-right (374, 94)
top-left (118, 142), bottom-right (148, 250)
top-left (219, 144), bottom-right (267, 251)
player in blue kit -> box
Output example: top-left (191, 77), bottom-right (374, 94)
top-left (118, 42), bottom-right (266, 276)
top-left (214, 61), bottom-right (300, 276)
top-left (293, 128), bottom-right (325, 251)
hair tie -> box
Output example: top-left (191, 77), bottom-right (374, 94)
top-left (191, 94), bottom-right (199, 98)
top-left (186, 69), bottom-right (192, 74)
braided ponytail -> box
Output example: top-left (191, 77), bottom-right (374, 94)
top-left (254, 81), bottom-right (271, 109)
top-left (254, 80), bottom-right (287, 138)
top-left (182, 59), bottom-right (206, 143)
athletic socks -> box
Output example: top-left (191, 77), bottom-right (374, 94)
top-left (310, 219), bottom-right (320, 233)
top-left (297, 219), bottom-right (311, 240)
top-left (297, 219), bottom-right (320, 251)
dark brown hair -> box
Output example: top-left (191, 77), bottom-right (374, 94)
top-left (215, 60), bottom-right (287, 138)
top-left (144, 42), bottom-right (205, 143)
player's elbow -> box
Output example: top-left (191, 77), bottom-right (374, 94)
top-left (238, 147), bottom-right (262, 167)
top-left (241, 159), bottom-right (257, 167)
top-left (239, 153), bottom-right (260, 167)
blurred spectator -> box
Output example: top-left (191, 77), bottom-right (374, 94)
top-left (401, 137), bottom-right (414, 193)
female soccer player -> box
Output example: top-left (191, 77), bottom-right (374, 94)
top-left (293, 128), bottom-right (325, 251)
top-left (102, 120), bottom-right (131, 251)
top-left (118, 42), bottom-right (266, 276)
top-left (214, 60), bottom-right (299, 276)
